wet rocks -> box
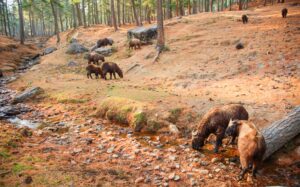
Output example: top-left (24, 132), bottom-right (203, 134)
top-left (94, 47), bottom-right (113, 57)
top-left (12, 87), bottom-right (44, 104)
top-left (0, 105), bottom-right (31, 119)
top-left (67, 61), bottom-right (78, 67)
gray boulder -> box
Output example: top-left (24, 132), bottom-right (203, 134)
top-left (66, 42), bottom-right (89, 54)
top-left (43, 47), bottom-right (57, 55)
top-left (12, 87), bottom-right (44, 104)
top-left (127, 25), bottom-right (157, 42)
top-left (94, 47), bottom-right (113, 56)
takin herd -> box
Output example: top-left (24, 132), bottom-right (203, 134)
top-left (82, 8), bottom-right (290, 180)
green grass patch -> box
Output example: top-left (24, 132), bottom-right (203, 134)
top-left (12, 163), bottom-right (33, 174)
top-left (0, 149), bottom-right (10, 159)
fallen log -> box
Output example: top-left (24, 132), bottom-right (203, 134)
top-left (262, 106), bottom-right (300, 160)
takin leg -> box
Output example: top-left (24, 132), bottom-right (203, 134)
top-left (214, 128), bottom-right (225, 153)
top-left (113, 72), bottom-right (117, 79)
top-left (251, 160), bottom-right (259, 178)
top-left (239, 155), bottom-right (249, 180)
top-left (109, 73), bottom-right (113, 80)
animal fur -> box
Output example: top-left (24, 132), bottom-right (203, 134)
top-left (96, 38), bottom-right (114, 48)
top-left (86, 64), bottom-right (103, 79)
top-left (88, 53), bottom-right (105, 65)
top-left (242, 15), bottom-right (248, 24)
top-left (101, 62), bottom-right (123, 80)
top-left (226, 120), bottom-right (266, 180)
top-left (192, 104), bottom-right (249, 153)
top-left (282, 8), bottom-right (288, 18)
top-left (129, 39), bottom-right (141, 50)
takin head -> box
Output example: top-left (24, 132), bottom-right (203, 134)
top-left (191, 130), bottom-right (205, 151)
top-left (225, 119), bottom-right (239, 137)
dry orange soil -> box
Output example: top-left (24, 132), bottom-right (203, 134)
top-left (1, 1), bottom-right (300, 186)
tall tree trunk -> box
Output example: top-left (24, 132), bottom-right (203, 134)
top-left (176, 0), bottom-right (179, 16)
top-left (117, 0), bottom-right (121, 26)
top-left (82, 0), bottom-right (87, 27)
top-left (122, 0), bottom-right (125, 24)
top-left (239, 0), bottom-right (243, 10)
top-left (111, 0), bottom-right (118, 31)
top-left (75, 3), bottom-right (83, 26)
top-left (166, 0), bottom-right (172, 18)
top-left (156, 0), bottom-right (165, 53)
top-left (179, 0), bottom-right (184, 16)
top-left (193, 0), bottom-right (197, 14)
top-left (221, 0), bottom-right (224, 10)
top-left (139, 0), bottom-right (142, 24)
top-left (229, 0), bottom-right (232, 11)
top-left (5, 0), bottom-right (11, 36)
top-left (131, 0), bottom-right (140, 26)
top-left (72, 4), bottom-right (77, 28)
top-left (188, 0), bottom-right (191, 15)
top-left (17, 0), bottom-right (25, 44)
top-left (31, 0), bottom-right (36, 36)
top-left (94, 0), bottom-right (100, 24)
top-left (50, 0), bottom-right (60, 43)
top-left (262, 106), bottom-right (300, 160)
top-left (59, 8), bottom-right (64, 31)
top-left (1, 1), bottom-right (8, 36)
top-left (210, 0), bottom-right (213, 12)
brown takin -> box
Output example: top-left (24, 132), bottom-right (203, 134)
top-left (129, 39), bottom-right (141, 50)
top-left (101, 62), bottom-right (123, 80)
top-left (226, 119), bottom-right (266, 180)
top-left (96, 38), bottom-right (114, 48)
top-left (242, 15), bottom-right (248, 24)
top-left (86, 64), bottom-right (103, 79)
top-left (282, 8), bottom-right (288, 18)
top-left (192, 104), bottom-right (249, 153)
top-left (88, 53), bottom-right (105, 65)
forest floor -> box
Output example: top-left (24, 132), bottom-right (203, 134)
top-left (1, 1), bottom-right (300, 187)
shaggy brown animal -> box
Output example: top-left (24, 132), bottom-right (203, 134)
top-left (101, 62), bottom-right (123, 80)
top-left (129, 39), bottom-right (141, 50)
top-left (226, 120), bottom-right (266, 180)
top-left (88, 53), bottom-right (105, 65)
top-left (242, 15), bottom-right (248, 24)
top-left (96, 38), bottom-right (114, 48)
top-left (282, 8), bottom-right (288, 18)
top-left (86, 64), bottom-right (103, 79)
top-left (192, 104), bottom-right (249, 153)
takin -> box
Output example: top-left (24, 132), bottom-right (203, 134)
top-left (242, 15), bottom-right (248, 24)
top-left (226, 119), bottom-right (266, 180)
top-left (129, 39), bottom-right (141, 50)
top-left (282, 8), bottom-right (288, 18)
top-left (96, 38), bottom-right (114, 48)
top-left (101, 62), bottom-right (123, 80)
top-left (192, 104), bottom-right (249, 153)
top-left (88, 53), bottom-right (105, 65)
top-left (86, 64), bottom-right (103, 79)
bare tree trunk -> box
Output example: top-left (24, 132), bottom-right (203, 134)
top-left (131, 0), bottom-right (141, 26)
top-left (82, 0), bottom-right (87, 27)
top-left (72, 4), bottom-right (77, 28)
top-left (59, 8), bottom-right (64, 31)
top-left (238, 0), bottom-right (243, 10)
top-left (262, 106), bottom-right (300, 160)
top-left (17, 0), bottom-right (25, 44)
top-left (193, 0), bottom-right (198, 14)
top-left (111, 0), bottom-right (118, 31)
top-left (1, 1), bottom-right (8, 36)
top-left (221, 0), bottom-right (224, 10)
top-left (5, 0), bottom-right (11, 36)
top-left (176, 0), bottom-right (179, 16)
top-left (117, 0), bottom-right (121, 26)
top-left (166, 0), bottom-right (172, 18)
top-left (154, 0), bottom-right (165, 62)
top-left (50, 0), bottom-right (60, 43)
top-left (122, 0), bottom-right (125, 24)
top-left (139, 0), bottom-right (142, 25)
top-left (75, 2), bottom-right (83, 26)
top-left (210, 0), bottom-right (213, 12)
top-left (188, 0), bottom-right (191, 15)
top-left (229, 0), bottom-right (232, 11)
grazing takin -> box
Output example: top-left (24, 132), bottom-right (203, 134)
top-left (242, 15), bottom-right (248, 24)
top-left (129, 39), bottom-right (141, 50)
top-left (86, 64), bottom-right (103, 79)
top-left (282, 8), bottom-right (288, 18)
top-left (192, 104), bottom-right (249, 153)
top-left (225, 119), bottom-right (266, 180)
top-left (88, 53), bottom-right (105, 65)
top-left (96, 38), bottom-right (114, 48)
top-left (101, 62), bottom-right (123, 80)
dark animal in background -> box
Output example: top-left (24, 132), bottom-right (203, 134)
top-left (192, 104), bottom-right (249, 153)
top-left (226, 120), bottom-right (266, 180)
top-left (242, 15), bottom-right (248, 24)
top-left (86, 64), bottom-right (103, 79)
top-left (129, 39), bottom-right (141, 50)
top-left (88, 53), bottom-right (105, 65)
top-left (0, 69), bottom-right (3, 78)
top-left (282, 8), bottom-right (288, 18)
top-left (101, 62), bottom-right (123, 80)
top-left (96, 38), bottom-right (114, 48)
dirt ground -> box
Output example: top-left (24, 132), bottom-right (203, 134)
top-left (1, 1), bottom-right (300, 187)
